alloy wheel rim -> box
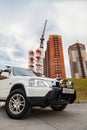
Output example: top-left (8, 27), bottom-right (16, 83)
top-left (9, 94), bottom-right (25, 114)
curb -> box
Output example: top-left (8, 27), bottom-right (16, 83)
top-left (74, 100), bottom-right (87, 104)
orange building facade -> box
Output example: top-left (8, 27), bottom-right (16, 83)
top-left (44, 35), bottom-right (66, 78)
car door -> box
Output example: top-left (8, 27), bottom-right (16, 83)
top-left (0, 74), bottom-right (11, 100)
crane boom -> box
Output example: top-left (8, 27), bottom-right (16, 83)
top-left (40, 20), bottom-right (47, 48)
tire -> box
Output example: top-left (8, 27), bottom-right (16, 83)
top-left (5, 89), bottom-right (31, 119)
top-left (51, 104), bottom-right (67, 111)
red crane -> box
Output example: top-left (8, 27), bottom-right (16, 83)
top-left (40, 20), bottom-right (47, 48)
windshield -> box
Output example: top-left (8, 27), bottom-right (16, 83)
top-left (13, 67), bottom-right (37, 77)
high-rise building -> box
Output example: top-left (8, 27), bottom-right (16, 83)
top-left (68, 42), bottom-right (87, 78)
top-left (44, 35), bottom-right (66, 78)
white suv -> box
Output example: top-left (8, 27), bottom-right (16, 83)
top-left (0, 65), bottom-right (76, 119)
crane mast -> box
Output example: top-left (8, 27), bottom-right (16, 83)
top-left (39, 20), bottom-right (47, 75)
top-left (40, 20), bottom-right (47, 48)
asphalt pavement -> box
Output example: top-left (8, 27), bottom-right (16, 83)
top-left (0, 103), bottom-right (87, 130)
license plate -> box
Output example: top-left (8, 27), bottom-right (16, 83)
top-left (62, 88), bottom-right (74, 94)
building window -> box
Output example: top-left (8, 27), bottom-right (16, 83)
top-left (73, 62), bottom-right (78, 73)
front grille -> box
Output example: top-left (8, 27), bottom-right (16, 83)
top-left (56, 82), bottom-right (60, 87)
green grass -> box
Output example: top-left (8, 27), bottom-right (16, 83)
top-left (68, 78), bottom-right (87, 100)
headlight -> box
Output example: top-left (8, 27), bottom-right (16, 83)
top-left (47, 81), bottom-right (53, 87)
top-left (29, 78), bottom-right (49, 87)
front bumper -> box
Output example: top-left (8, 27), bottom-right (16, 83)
top-left (28, 87), bottom-right (76, 107)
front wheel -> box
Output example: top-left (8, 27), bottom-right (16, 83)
top-left (51, 104), bottom-right (67, 111)
top-left (5, 89), bottom-right (31, 119)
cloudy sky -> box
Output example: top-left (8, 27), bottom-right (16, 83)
top-left (0, 0), bottom-right (87, 77)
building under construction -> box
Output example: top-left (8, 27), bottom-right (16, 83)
top-left (29, 49), bottom-right (42, 74)
top-left (44, 35), bottom-right (66, 78)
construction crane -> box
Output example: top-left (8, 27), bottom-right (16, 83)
top-left (40, 20), bottom-right (47, 48)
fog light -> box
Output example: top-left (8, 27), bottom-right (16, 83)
top-left (61, 80), bottom-right (66, 88)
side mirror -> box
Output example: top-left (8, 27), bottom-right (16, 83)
top-left (1, 72), bottom-right (9, 77)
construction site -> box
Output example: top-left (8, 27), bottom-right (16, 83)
top-left (28, 20), bottom-right (66, 78)
top-left (28, 20), bottom-right (47, 75)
